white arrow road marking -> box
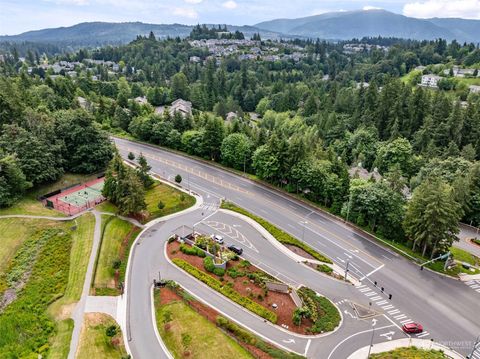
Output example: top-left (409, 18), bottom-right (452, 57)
top-left (344, 252), bottom-right (353, 259)
top-left (282, 339), bottom-right (296, 344)
top-left (380, 331), bottom-right (395, 340)
top-left (344, 310), bottom-right (355, 319)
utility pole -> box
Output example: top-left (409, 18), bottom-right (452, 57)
top-left (367, 317), bottom-right (377, 358)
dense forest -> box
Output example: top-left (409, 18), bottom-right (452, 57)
top-left (1, 31), bottom-right (480, 259)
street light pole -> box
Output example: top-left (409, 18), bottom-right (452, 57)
top-left (345, 260), bottom-right (350, 281)
top-left (367, 317), bottom-right (377, 358)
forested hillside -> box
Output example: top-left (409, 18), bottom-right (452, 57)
top-left (1, 32), bottom-right (479, 259)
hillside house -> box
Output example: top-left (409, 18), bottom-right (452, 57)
top-left (169, 99), bottom-right (192, 117)
top-left (470, 85), bottom-right (480, 94)
top-left (420, 74), bottom-right (441, 88)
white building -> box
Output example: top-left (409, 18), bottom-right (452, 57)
top-left (469, 85), bottom-right (480, 94)
top-left (421, 74), bottom-right (441, 88)
top-left (169, 99), bottom-right (192, 117)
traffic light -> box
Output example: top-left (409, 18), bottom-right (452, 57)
top-left (389, 294), bottom-right (392, 300)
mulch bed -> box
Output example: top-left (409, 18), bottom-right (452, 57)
top-left (168, 241), bottom-right (312, 334)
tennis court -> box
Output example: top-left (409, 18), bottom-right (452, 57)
top-left (43, 177), bottom-right (106, 215)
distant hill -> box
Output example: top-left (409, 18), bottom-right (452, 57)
top-left (255, 10), bottom-right (480, 42)
top-left (0, 22), bottom-right (286, 49)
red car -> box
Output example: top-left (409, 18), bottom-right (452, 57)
top-left (402, 322), bottom-right (423, 334)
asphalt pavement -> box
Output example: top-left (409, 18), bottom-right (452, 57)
top-left (116, 137), bottom-right (480, 357)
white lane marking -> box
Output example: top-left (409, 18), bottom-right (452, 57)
top-left (377, 300), bottom-right (388, 305)
top-left (336, 257), bottom-right (345, 263)
top-left (359, 288), bottom-right (370, 292)
top-left (394, 314), bottom-right (407, 320)
top-left (359, 264), bottom-right (385, 280)
top-left (417, 332), bottom-right (430, 338)
top-left (388, 309), bottom-right (400, 315)
top-left (401, 319), bottom-right (413, 324)
top-left (365, 292), bottom-right (376, 297)
top-left (327, 325), bottom-right (395, 359)
top-left (382, 305), bottom-right (394, 310)
top-left (304, 339), bottom-right (311, 357)
top-left (344, 252), bottom-right (353, 259)
top-left (287, 223), bottom-right (296, 230)
top-left (371, 296), bottom-right (382, 301)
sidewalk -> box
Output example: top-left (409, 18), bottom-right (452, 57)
top-left (347, 338), bottom-right (464, 359)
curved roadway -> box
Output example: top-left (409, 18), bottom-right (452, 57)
top-left (116, 137), bottom-right (480, 358)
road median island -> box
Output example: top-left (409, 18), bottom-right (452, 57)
top-left (220, 201), bottom-right (332, 264)
top-left (153, 282), bottom-right (306, 359)
top-left (168, 237), bottom-right (341, 336)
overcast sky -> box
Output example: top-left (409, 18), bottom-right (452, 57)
top-left (1, 0), bottom-right (480, 35)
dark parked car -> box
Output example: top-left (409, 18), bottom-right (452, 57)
top-left (228, 244), bottom-right (243, 255)
top-left (402, 322), bottom-right (423, 334)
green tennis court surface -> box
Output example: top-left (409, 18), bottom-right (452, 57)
top-left (59, 184), bottom-right (104, 207)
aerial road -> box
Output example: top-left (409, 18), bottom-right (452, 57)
top-left (115, 137), bottom-right (479, 357)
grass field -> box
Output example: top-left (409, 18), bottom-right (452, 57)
top-left (95, 181), bottom-right (195, 223)
top-left (48, 213), bottom-right (96, 358)
top-left (0, 213), bottom-right (96, 358)
top-left (93, 216), bottom-right (140, 295)
top-left (0, 173), bottom-right (102, 217)
top-left (76, 313), bottom-right (127, 359)
top-left (154, 290), bottom-right (252, 359)
top-left (370, 346), bottom-right (448, 358)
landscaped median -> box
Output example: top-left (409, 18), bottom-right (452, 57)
top-left (168, 235), bottom-right (341, 335)
top-left (172, 258), bottom-right (278, 323)
top-left (220, 201), bottom-right (332, 264)
top-left (154, 281), bottom-right (305, 359)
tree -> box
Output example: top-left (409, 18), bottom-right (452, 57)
top-left (158, 201), bottom-right (165, 210)
top-left (202, 116), bottom-right (225, 161)
top-left (404, 179), bottom-right (461, 258)
top-left (103, 153), bottom-right (146, 215)
top-left (136, 153), bottom-right (154, 188)
top-left (55, 110), bottom-right (113, 173)
top-left (374, 137), bottom-right (416, 178)
top-left (220, 133), bottom-right (252, 171)
top-left (175, 174), bottom-right (182, 183)
top-left (171, 72), bottom-right (189, 100)
top-left (252, 145), bottom-right (279, 182)
top-left (0, 153), bottom-right (32, 207)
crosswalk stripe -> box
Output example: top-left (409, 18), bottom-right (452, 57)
top-left (471, 285), bottom-right (480, 289)
top-left (365, 292), bottom-right (376, 297)
top-left (382, 305), bottom-right (394, 310)
top-left (417, 332), bottom-right (430, 338)
top-left (388, 309), bottom-right (400, 315)
top-left (395, 314), bottom-right (407, 320)
top-left (359, 288), bottom-right (370, 292)
top-left (400, 319), bottom-right (412, 324)
top-left (377, 300), bottom-right (388, 305)
top-left (476, 289), bottom-right (480, 292)
top-left (371, 296), bottom-right (382, 301)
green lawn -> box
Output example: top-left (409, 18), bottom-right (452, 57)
top-left (48, 213), bottom-right (96, 358)
top-left (93, 216), bottom-right (140, 295)
top-left (0, 173), bottom-right (102, 217)
top-left (154, 290), bottom-right (253, 359)
top-left (370, 346), bottom-right (448, 358)
top-left (95, 181), bottom-right (195, 223)
top-left (76, 313), bottom-right (127, 359)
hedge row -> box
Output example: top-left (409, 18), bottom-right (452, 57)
top-left (298, 287), bottom-right (340, 333)
top-left (203, 256), bottom-right (225, 276)
top-left (180, 244), bottom-right (206, 258)
top-left (172, 258), bottom-right (277, 323)
top-left (216, 317), bottom-right (305, 359)
top-left (221, 201), bottom-right (332, 264)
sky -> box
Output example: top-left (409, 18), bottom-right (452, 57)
top-left (1, 0), bottom-right (480, 35)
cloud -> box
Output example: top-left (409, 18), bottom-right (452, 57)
top-left (363, 5), bottom-right (383, 10)
top-left (173, 7), bottom-right (199, 18)
top-left (44, 0), bottom-right (90, 5)
top-left (184, 0), bottom-right (203, 3)
top-left (222, 0), bottom-right (238, 9)
top-left (403, 0), bottom-right (480, 19)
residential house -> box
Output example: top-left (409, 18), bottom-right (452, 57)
top-left (420, 74), bottom-right (441, 88)
top-left (169, 99), bottom-right (192, 117)
top-left (470, 85), bottom-right (480, 94)
top-left (135, 96), bottom-right (148, 105)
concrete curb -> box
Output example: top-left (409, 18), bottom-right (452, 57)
top-left (347, 338), bottom-right (464, 359)
top-left (150, 284), bottom-right (175, 359)
top-left (121, 187), bottom-right (203, 358)
top-left (218, 208), bottom-right (360, 286)
top-left (165, 240), bottom-right (344, 341)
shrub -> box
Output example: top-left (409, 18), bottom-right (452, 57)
top-left (173, 259), bottom-right (277, 323)
top-left (216, 317), bottom-right (305, 359)
top-left (221, 202), bottom-right (332, 263)
top-left (316, 264), bottom-right (333, 274)
top-left (106, 325), bottom-right (118, 337)
top-left (297, 287), bottom-right (340, 333)
top-left (128, 152), bottom-right (135, 161)
top-left (203, 256), bottom-right (216, 272)
top-left (112, 258), bottom-right (122, 270)
top-left (180, 244), bottom-right (206, 257)
top-left (213, 267), bottom-right (225, 276)
top-left (158, 201), bottom-right (165, 210)
top-left (175, 174), bottom-right (182, 183)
